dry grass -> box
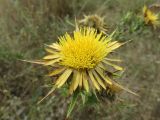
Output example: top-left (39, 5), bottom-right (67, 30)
top-left (0, 0), bottom-right (160, 120)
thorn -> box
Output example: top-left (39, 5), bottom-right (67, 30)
top-left (37, 87), bottom-right (56, 104)
top-left (75, 17), bottom-right (79, 31)
top-left (19, 59), bottom-right (45, 65)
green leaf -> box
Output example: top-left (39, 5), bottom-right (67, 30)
top-left (66, 92), bottom-right (79, 118)
top-left (85, 93), bottom-right (98, 106)
top-left (80, 92), bottom-right (86, 105)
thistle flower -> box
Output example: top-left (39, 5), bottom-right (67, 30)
top-left (143, 5), bottom-right (160, 28)
top-left (27, 27), bottom-right (137, 98)
top-left (78, 14), bottom-right (108, 34)
top-left (23, 27), bottom-right (138, 106)
top-left (23, 27), bottom-right (138, 118)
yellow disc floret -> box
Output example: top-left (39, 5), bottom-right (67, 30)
top-left (59, 28), bottom-right (107, 69)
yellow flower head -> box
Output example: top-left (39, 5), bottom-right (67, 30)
top-left (23, 27), bottom-right (138, 103)
top-left (38, 27), bottom-right (137, 96)
top-left (78, 14), bottom-right (108, 34)
top-left (143, 5), bottom-right (160, 28)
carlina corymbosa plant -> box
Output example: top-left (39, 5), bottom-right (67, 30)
top-left (143, 5), bottom-right (160, 29)
top-left (23, 27), bottom-right (138, 118)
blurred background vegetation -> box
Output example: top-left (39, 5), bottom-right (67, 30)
top-left (0, 0), bottom-right (160, 120)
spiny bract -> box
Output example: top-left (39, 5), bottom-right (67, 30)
top-left (78, 15), bottom-right (108, 34)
